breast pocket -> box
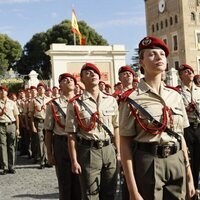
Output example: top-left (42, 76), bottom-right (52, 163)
top-left (102, 108), bottom-right (116, 126)
top-left (138, 105), bottom-right (163, 122)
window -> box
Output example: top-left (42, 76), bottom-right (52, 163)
top-left (170, 17), bottom-right (173, 25)
top-left (197, 32), bottom-right (200, 43)
top-left (163, 38), bottom-right (167, 45)
top-left (191, 12), bottom-right (195, 21)
top-left (175, 15), bottom-right (178, 23)
top-left (174, 61), bottom-right (179, 70)
top-left (165, 19), bottom-right (168, 27)
top-left (172, 35), bottom-right (178, 51)
top-left (152, 24), bottom-right (155, 33)
top-left (156, 23), bottom-right (159, 31)
top-left (160, 21), bottom-right (163, 29)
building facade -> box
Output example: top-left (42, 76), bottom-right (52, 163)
top-left (46, 44), bottom-right (127, 90)
top-left (145, 0), bottom-right (200, 75)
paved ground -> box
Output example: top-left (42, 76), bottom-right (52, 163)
top-left (0, 152), bottom-right (122, 200)
top-left (0, 152), bottom-right (199, 200)
top-left (0, 152), bottom-right (59, 200)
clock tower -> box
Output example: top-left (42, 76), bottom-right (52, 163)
top-left (144, 0), bottom-right (200, 76)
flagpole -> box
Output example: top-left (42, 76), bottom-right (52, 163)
top-left (73, 32), bottom-right (76, 45)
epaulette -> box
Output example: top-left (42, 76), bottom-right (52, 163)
top-left (68, 94), bottom-right (81, 103)
top-left (120, 88), bottom-right (135, 102)
top-left (165, 85), bottom-right (181, 93)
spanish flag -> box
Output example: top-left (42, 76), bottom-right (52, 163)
top-left (71, 9), bottom-right (86, 45)
top-left (71, 9), bottom-right (81, 35)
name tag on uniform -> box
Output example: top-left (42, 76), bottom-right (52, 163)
top-left (103, 108), bottom-right (115, 115)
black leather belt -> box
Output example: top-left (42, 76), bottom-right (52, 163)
top-left (34, 118), bottom-right (44, 123)
top-left (136, 142), bottom-right (179, 158)
top-left (0, 121), bottom-right (15, 126)
top-left (77, 136), bottom-right (111, 149)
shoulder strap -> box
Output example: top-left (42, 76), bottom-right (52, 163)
top-left (126, 97), bottom-right (181, 143)
top-left (75, 98), bottom-right (114, 140)
top-left (52, 100), bottom-right (66, 119)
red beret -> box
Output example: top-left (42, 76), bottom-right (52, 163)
top-left (9, 93), bottom-right (16, 97)
top-left (30, 86), bottom-right (37, 90)
top-left (139, 36), bottom-right (169, 57)
top-left (99, 81), bottom-right (106, 85)
top-left (194, 74), bottom-right (200, 79)
top-left (193, 74), bottom-right (200, 84)
top-left (81, 63), bottom-right (101, 78)
top-left (114, 82), bottom-right (122, 87)
top-left (58, 73), bottom-right (77, 84)
top-left (178, 64), bottom-right (194, 73)
top-left (118, 66), bottom-right (135, 76)
top-left (37, 82), bottom-right (46, 89)
top-left (19, 89), bottom-right (25, 93)
top-left (0, 85), bottom-right (8, 92)
top-left (46, 88), bottom-right (52, 92)
top-left (105, 84), bottom-right (111, 88)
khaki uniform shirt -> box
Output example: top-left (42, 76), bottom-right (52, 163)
top-left (29, 95), bottom-right (51, 119)
top-left (16, 99), bottom-right (26, 115)
top-left (119, 79), bottom-right (189, 144)
top-left (65, 90), bottom-right (119, 140)
top-left (44, 95), bottom-right (68, 136)
top-left (179, 83), bottom-right (200, 122)
top-left (0, 98), bottom-right (19, 122)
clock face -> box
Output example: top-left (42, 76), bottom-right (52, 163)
top-left (158, 0), bottom-right (166, 13)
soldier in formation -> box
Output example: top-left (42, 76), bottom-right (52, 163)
top-left (119, 36), bottom-right (195, 199)
top-left (66, 63), bottom-right (120, 200)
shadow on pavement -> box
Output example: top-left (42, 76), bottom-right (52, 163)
top-left (12, 193), bottom-right (59, 199)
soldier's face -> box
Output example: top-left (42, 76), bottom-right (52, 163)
top-left (81, 69), bottom-right (100, 86)
top-left (60, 77), bottom-right (75, 91)
top-left (140, 49), bottom-right (167, 75)
top-left (0, 89), bottom-right (8, 98)
top-left (180, 69), bottom-right (194, 82)
top-left (119, 71), bottom-right (134, 86)
top-left (37, 86), bottom-right (45, 94)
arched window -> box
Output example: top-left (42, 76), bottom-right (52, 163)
top-left (191, 12), bottom-right (195, 21)
top-left (152, 24), bottom-right (155, 32)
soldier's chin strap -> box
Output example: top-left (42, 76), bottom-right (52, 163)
top-left (75, 99), bottom-right (114, 141)
top-left (125, 97), bottom-right (182, 145)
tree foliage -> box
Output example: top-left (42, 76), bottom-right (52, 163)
top-left (0, 34), bottom-right (22, 75)
top-left (15, 20), bottom-right (108, 79)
